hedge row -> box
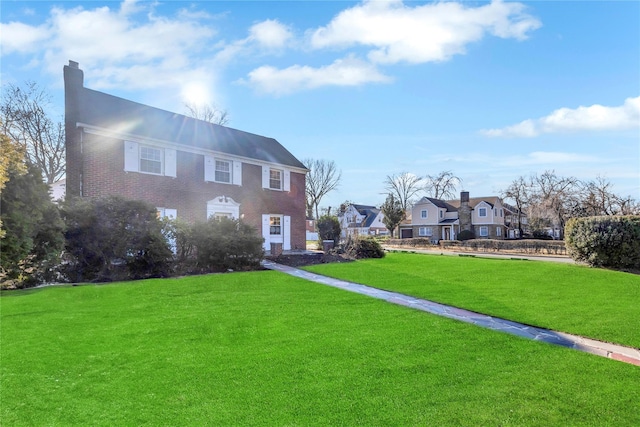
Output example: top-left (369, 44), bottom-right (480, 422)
top-left (385, 238), bottom-right (567, 255)
top-left (565, 216), bottom-right (640, 269)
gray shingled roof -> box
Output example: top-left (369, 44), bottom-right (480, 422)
top-left (76, 87), bottom-right (307, 170)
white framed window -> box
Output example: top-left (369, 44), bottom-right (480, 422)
top-left (214, 213), bottom-right (232, 220)
top-left (205, 156), bottom-right (241, 185)
top-left (500, 209), bottom-right (503, 217)
top-left (418, 227), bottom-right (432, 237)
top-left (124, 141), bottom-right (176, 177)
top-left (496, 226), bottom-right (502, 236)
top-left (270, 216), bottom-right (282, 235)
top-left (140, 146), bottom-right (162, 174)
top-left (478, 207), bottom-right (487, 217)
top-left (421, 210), bottom-right (428, 219)
top-left (262, 166), bottom-right (290, 191)
top-left (269, 169), bottom-right (282, 190)
top-left (215, 160), bottom-right (231, 183)
top-left (479, 226), bottom-right (489, 236)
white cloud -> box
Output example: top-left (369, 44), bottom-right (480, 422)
top-left (310, 0), bottom-right (541, 64)
top-left (482, 96), bottom-right (640, 137)
top-left (250, 19), bottom-right (293, 49)
top-left (240, 55), bottom-right (391, 96)
top-left (1, 1), bottom-right (220, 103)
top-left (0, 21), bottom-right (51, 54)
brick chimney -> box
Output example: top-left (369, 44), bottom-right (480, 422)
top-left (64, 60), bottom-right (84, 197)
top-left (459, 191), bottom-right (472, 232)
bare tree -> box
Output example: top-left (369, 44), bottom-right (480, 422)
top-left (1, 82), bottom-right (65, 184)
top-left (424, 170), bottom-right (462, 199)
top-left (184, 102), bottom-right (230, 126)
top-left (383, 172), bottom-right (422, 213)
top-left (304, 158), bottom-right (342, 219)
top-left (529, 170), bottom-right (582, 239)
top-left (580, 176), bottom-right (639, 216)
top-left (501, 176), bottom-right (531, 238)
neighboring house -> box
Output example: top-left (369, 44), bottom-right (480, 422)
top-left (64, 61), bottom-right (307, 253)
top-left (400, 192), bottom-right (524, 241)
top-left (49, 178), bottom-right (66, 202)
top-left (306, 218), bottom-right (318, 241)
top-left (503, 202), bottom-right (529, 239)
top-left (338, 204), bottom-right (388, 238)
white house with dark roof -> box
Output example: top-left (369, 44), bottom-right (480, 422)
top-left (338, 204), bottom-right (388, 238)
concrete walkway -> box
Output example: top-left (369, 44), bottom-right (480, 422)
top-left (262, 260), bottom-right (640, 366)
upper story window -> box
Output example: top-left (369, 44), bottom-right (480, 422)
top-left (269, 169), bottom-right (282, 190)
top-left (439, 210), bottom-right (443, 219)
top-left (205, 156), bottom-right (241, 186)
top-left (421, 210), bottom-right (428, 219)
top-left (215, 160), bottom-right (231, 183)
top-left (140, 146), bottom-right (163, 174)
top-left (478, 207), bottom-right (487, 217)
top-left (124, 141), bottom-right (176, 178)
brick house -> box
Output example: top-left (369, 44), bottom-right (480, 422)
top-left (399, 192), bottom-right (522, 241)
top-left (64, 61), bottom-right (307, 252)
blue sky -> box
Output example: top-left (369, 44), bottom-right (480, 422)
top-left (2, 0), bottom-right (639, 210)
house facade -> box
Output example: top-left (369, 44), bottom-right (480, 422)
top-left (338, 204), bottom-right (388, 238)
top-left (400, 192), bottom-right (521, 241)
top-left (64, 61), bottom-right (307, 252)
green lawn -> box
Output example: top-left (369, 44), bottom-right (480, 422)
top-left (305, 252), bottom-right (640, 348)
top-left (2, 272), bottom-right (639, 425)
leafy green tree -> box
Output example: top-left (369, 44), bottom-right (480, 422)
top-left (1, 163), bottom-right (64, 287)
top-left (381, 194), bottom-right (404, 238)
top-left (63, 196), bottom-right (172, 282)
top-left (316, 215), bottom-right (341, 245)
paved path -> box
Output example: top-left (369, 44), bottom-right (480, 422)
top-left (262, 261), bottom-right (640, 366)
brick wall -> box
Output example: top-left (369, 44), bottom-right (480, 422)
top-left (79, 131), bottom-right (307, 250)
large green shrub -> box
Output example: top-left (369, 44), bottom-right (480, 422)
top-left (316, 215), bottom-right (341, 245)
top-left (190, 217), bottom-right (264, 272)
top-left (345, 236), bottom-right (385, 259)
top-left (1, 164), bottom-right (65, 288)
top-left (63, 196), bottom-right (173, 282)
top-left (565, 216), bottom-right (640, 269)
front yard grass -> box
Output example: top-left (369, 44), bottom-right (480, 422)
top-left (304, 252), bottom-right (640, 348)
top-left (2, 271), bottom-right (639, 426)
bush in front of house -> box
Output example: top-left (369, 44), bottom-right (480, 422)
top-left (63, 196), bottom-right (173, 282)
top-left (565, 216), bottom-right (640, 269)
top-left (190, 217), bottom-right (264, 273)
top-left (345, 236), bottom-right (385, 259)
top-left (457, 230), bottom-right (475, 241)
top-left (316, 215), bottom-right (341, 246)
top-left (1, 164), bottom-right (65, 288)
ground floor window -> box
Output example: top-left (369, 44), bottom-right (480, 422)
top-left (418, 227), bottom-right (432, 237)
top-left (270, 216), bottom-right (282, 235)
top-left (479, 226), bottom-right (489, 237)
top-left (496, 226), bottom-right (502, 236)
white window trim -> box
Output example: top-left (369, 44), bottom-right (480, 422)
top-left (478, 207), bottom-right (488, 217)
top-left (479, 226), bottom-right (489, 237)
top-left (205, 156), bottom-right (242, 186)
top-left (124, 141), bottom-right (176, 178)
top-left (421, 210), bottom-right (428, 219)
top-left (206, 196), bottom-right (240, 220)
top-left (262, 166), bottom-right (290, 191)
top-left (418, 227), bottom-right (432, 237)
top-left (140, 146), bottom-right (163, 175)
